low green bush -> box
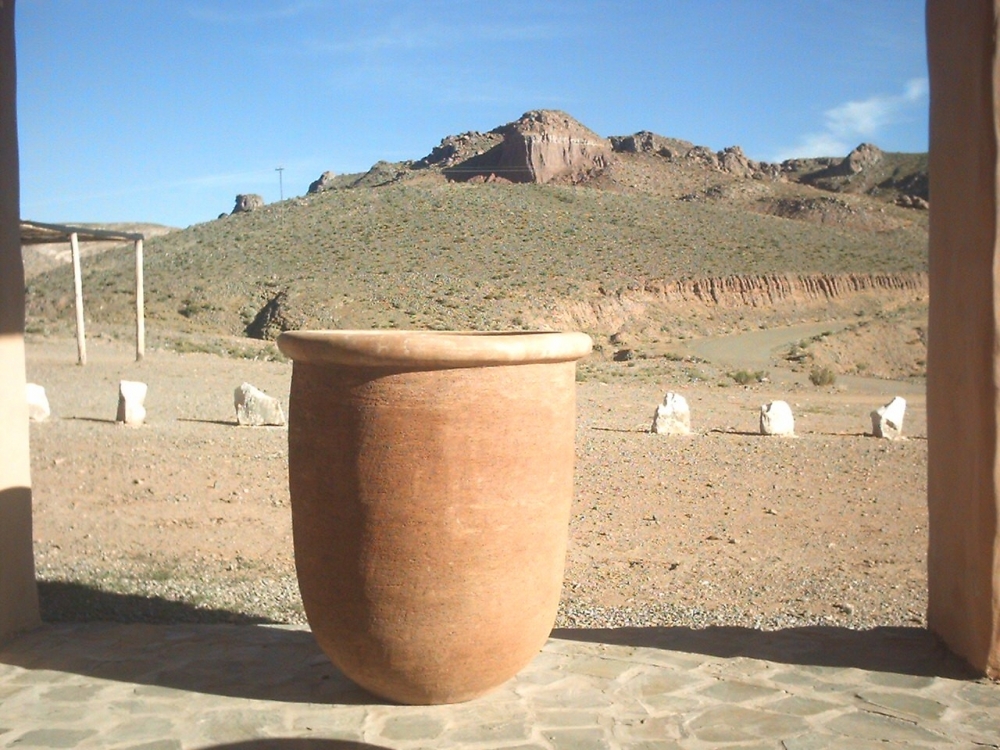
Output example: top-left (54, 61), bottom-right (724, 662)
top-left (809, 365), bottom-right (837, 386)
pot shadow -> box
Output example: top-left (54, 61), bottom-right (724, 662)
top-left (198, 742), bottom-right (391, 749)
top-left (551, 624), bottom-right (979, 679)
top-left (1, 617), bottom-right (381, 705)
top-left (38, 580), bottom-right (278, 625)
top-left (6, 581), bottom-right (380, 705)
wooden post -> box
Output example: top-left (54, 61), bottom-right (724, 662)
top-left (135, 238), bottom-right (144, 361)
top-left (70, 231), bottom-right (86, 366)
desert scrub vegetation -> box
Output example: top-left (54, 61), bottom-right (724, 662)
top-left (23, 177), bottom-right (927, 340)
top-left (729, 369), bottom-right (768, 385)
top-left (809, 365), bottom-right (837, 386)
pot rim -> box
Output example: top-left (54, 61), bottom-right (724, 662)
top-left (276, 329), bottom-right (593, 368)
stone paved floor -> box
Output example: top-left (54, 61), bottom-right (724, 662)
top-left (0, 623), bottom-right (997, 749)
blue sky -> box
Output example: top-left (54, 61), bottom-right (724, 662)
top-left (15, 1), bottom-right (928, 229)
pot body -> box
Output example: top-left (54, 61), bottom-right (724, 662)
top-left (277, 330), bottom-right (591, 704)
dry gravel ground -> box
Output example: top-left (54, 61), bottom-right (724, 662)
top-left (26, 334), bottom-right (927, 632)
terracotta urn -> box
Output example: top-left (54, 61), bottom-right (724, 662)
top-left (275, 329), bottom-right (592, 705)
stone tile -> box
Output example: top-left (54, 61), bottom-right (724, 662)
top-left (960, 709), bottom-right (1000, 739)
top-left (630, 649), bottom-right (707, 672)
top-left (627, 671), bottom-right (696, 697)
top-left (780, 736), bottom-right (832, 750)
top-left (768, 670), bottom-right (842, 692)
top-left (795, 665), bottom-right (850, 678)
top-left (566, 657), bottom-right (636, 680)
top-left (619, 742), bottom-right (683, 750)
top-left (377, 714), bottom-right (446, 741)
top-left (0, 687), bottom-right (29, 702)
top-left (445, 718), bottom-right (532, 744)
top-left (956, 681), bottom-right (1000, 707)
top-left (612, 715), bottom-right (682, 742)
top-left (8, 670), bottom-right (70, 687)
top-left (534, 709), bottom-right (603, 728)
top-left (16, 703), bottom-right (89, 724)
top-left (544, 640), bottom-right (611, 658)
top-left (698, 680), bottom-right (784, 704)
top-left (863, 672), bottom-right (936, 690)
top-left (128, 685), bottom-right (190, 700)
top-left (119, 741), bottom-right (182, 750)
top-left (5, 728), bottom-right (97, 748)
top-left (540, 727), bottom-right (610, 750)
top-left (708, 656), bottom-right (774, 680)
top-left (101, 718), bottom-right (176, 744)
top-left (782, 738), bottom-right (920, 750)
top-left (39, 685), bottom-right (108, 703)
top-left (290, 706), bottom-right (368, 733)
top-left (192, 708), bottom-right (287, 744)
top-left (687, 705), bottom-right (809, 742)
top-left (524, 681), bottom-right (614, 710)
top-left (634, 694), bottom-right (703, 714)
top-left (765, 695), bottom-right (841, 716)
top-left (855, 690), bottom-right (947, 720)
top-left (824, 709), bottom-right (947, 742)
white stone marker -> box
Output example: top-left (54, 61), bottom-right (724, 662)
top-left (116, 380), bottom-right (147, 426)
top-left (760, 400), bottom-right (795, 436)
top-left (650, 391), bottom-right (691, 435)
top-left (871, 396), bottom-right (906, 439)
top-left (25, 383), bottom-right (50, 422)
top-left (234, 382), bottom-right (286, 426)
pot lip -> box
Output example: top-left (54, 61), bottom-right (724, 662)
top-left (276, 329), bottom-right (593, 368)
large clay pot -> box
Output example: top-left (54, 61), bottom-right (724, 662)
top-left (276, 330), bottom-right (592, 705)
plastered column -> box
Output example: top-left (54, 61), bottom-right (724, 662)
top-left (0, 0), bottom-right (40, 644)
top-left (926, 0), bottom-right (1000, 678)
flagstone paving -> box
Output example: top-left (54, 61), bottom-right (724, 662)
top-left (0, 623), bottom-right (997, 749)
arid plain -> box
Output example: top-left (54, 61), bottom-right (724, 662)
top-left (22, 111), bottom-right (931, 632)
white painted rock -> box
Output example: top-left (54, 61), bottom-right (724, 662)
top-left (234, 382), bottom-right (286, 427)
top-left (760, 400), bottom-right (795, 436)
top-left (116, 380), bottom-right (147, 426)
top-left (25, 383), bottom-right (50, 422)
top-left (871, 396), bottom-right (906, 439)
top-left (650, 391), bottom-right (691, 435)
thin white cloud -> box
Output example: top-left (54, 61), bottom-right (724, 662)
top-left (186, 2), bottom-right (321, 24)
top-left (304, 21), bottom-right (557, 56)
top-left (773, 77), bottom-right (928, 161)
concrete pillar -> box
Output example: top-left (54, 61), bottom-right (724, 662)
top-left (926, 0), bottom-right (1000, 678)
top-left (0, 0), bottom-right (41, 645)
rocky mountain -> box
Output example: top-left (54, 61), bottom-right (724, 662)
top-left (305, 109), bottom-right (929, 208)
top-left (25, 109), bottom-right (928, 359)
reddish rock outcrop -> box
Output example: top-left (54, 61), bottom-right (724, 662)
top-left (609, 131), bottom-right (693, 158)
top-left (843, 142), bottom-right (884, 174)
top-left (496, 110), bottom-right (611, 184)
top-left (307, 171), bottom-right (338, 194)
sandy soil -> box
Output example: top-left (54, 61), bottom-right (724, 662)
top-left (25, 332), bottom-right (928, 631)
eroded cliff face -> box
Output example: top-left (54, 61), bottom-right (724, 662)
top-left (541, 272), bottom-right (928, 335)
top-left (497, 110), bottom-right (611, 184)
top-left (642, 272), bottom-right (927, 307)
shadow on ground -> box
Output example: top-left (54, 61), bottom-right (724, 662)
top-left (553, 625), bottom-right (979, 679)
top-left (203, 742), bottom-right (390, 749)
top-left (2, 621), bottom-right (379, 705)
top-left (38, 580), bottom-right (277, 625)
top-left (1, 616), bottom-right (980, 709)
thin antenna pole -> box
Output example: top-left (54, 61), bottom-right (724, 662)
top-left (276, 166), bottom-right (284, 201)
